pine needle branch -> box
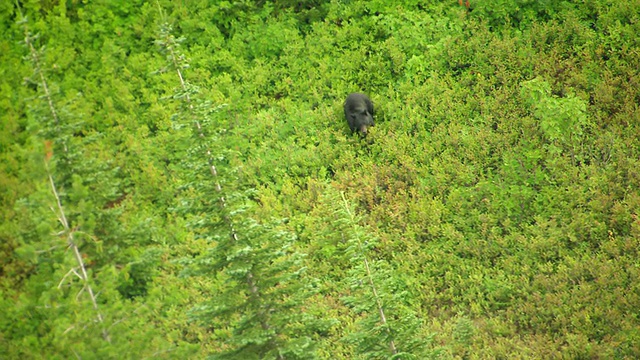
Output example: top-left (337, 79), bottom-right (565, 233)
top-left (17, 3), bottom-right (67, 152)
top-left (340, 191), bottom-right (398, 356)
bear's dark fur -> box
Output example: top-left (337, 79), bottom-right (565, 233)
top-left (344, 93), bottom-right (374, 136)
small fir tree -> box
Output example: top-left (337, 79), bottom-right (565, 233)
top-left (321, 189), bottom-right (440, 359)
top-left (154, 19), bottom-right (324, 359)
top-left (9, 7), bottom-right (182, 358)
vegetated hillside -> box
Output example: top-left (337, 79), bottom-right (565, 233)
top-left (1, 0), bottom-right (639, 358)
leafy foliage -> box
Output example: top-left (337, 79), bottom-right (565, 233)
top-left (2, 0), bottom-right (640, 358)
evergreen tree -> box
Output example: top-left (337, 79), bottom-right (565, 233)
top-left (155, 19), bottom-right (326, 359)
top-left (2, 6), bottom-right (183, 358)
top-left (321, 189), bottom-right (441, 359)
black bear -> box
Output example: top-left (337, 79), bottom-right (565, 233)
top-left (344, 93), bottom-right (374, 136)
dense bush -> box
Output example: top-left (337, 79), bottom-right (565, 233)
top-left (2, 0), bottom-right (639, 358)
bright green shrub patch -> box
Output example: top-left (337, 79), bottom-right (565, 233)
top-left (2, 0), bottom-right (640, 358)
